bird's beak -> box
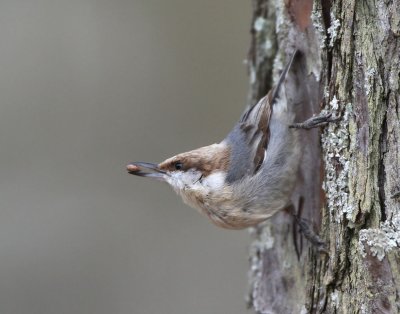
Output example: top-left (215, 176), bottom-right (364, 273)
top-left (126, 162), bottom-right (167, 181)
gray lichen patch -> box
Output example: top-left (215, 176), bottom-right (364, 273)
top-left (359, 217), bottom-right (400, 261)
top-left (327, 12), bottom-right (341, 47)
top-left (364, 67), bottom-right (376, 97)
top-left (273, 0), bottom-right (286, 34)
top-left (249, 224), bottom-right (275, 252)
top-left (254, 16), bottom-right (267, 32)
top-left (311, 9), bottom-right (326, 49)
top-left (253, 15), bottom-right (276, 62)
top-left (321, 97), bottom-right (354, 222)
top-left (247, 3), bottom-right (278, 107)
top-left (247, 224), bottom-right (274, 288)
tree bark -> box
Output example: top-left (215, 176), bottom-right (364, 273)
top-left (246, 1), bottom-right (400, 313)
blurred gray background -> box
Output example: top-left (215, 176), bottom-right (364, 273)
top-left (0, 1), bottom-right (251, 313)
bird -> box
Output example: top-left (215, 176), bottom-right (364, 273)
top-left (127, 50), bottom-right (330, 230)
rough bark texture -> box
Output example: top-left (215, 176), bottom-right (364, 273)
top-left (247, 1), bottom-right (400, 313)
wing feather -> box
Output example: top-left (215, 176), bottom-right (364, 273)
top-left (224, 50), bottom-right (298, 183)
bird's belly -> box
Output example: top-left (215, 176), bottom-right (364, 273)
top-left (184, 194), bottom-right (275, 229)
top-left (203, 206), bottom-right (277, 230)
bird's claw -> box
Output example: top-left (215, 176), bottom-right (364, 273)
top-left (289, 112), bottom-right (340, 130)
top-left (295, 216), bottom-right (329, 255)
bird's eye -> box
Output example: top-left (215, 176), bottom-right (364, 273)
top-left (174, 162), bottom-right (183, 170)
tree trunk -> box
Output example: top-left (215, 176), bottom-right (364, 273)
top-left (246, 1), bottom-right (400, 313)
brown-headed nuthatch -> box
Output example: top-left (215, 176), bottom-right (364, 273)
top-left (127, 51), bottom-right (333, 230)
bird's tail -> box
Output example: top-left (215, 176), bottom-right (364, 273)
top-left (270, 50), bottom-right (301, 124)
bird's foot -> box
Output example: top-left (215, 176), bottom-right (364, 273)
top-left (289, 112), bottom-right (340, 130)
top-left (295, 216), bottom-right (328, 254)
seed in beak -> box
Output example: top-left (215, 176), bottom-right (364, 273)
top-left (126, 162), bottom-right (166, 181)
top-left (127, 164), bottom-right (140, 173)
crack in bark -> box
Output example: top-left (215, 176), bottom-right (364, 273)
top-left (320, 0), bottom-right (333, 81)
top-left (378, 112), bottom-right (388, 222)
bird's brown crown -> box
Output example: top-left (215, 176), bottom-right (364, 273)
top-left (158, 143), bottom-right (230, 176)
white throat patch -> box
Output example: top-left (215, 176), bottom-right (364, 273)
top-left (166, 170), bottom-right (225, 193)
top-left (201, 171), bottom-right (225, 190)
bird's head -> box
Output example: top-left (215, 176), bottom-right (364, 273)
top-left (127, 143), bottom-right (230, 195)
